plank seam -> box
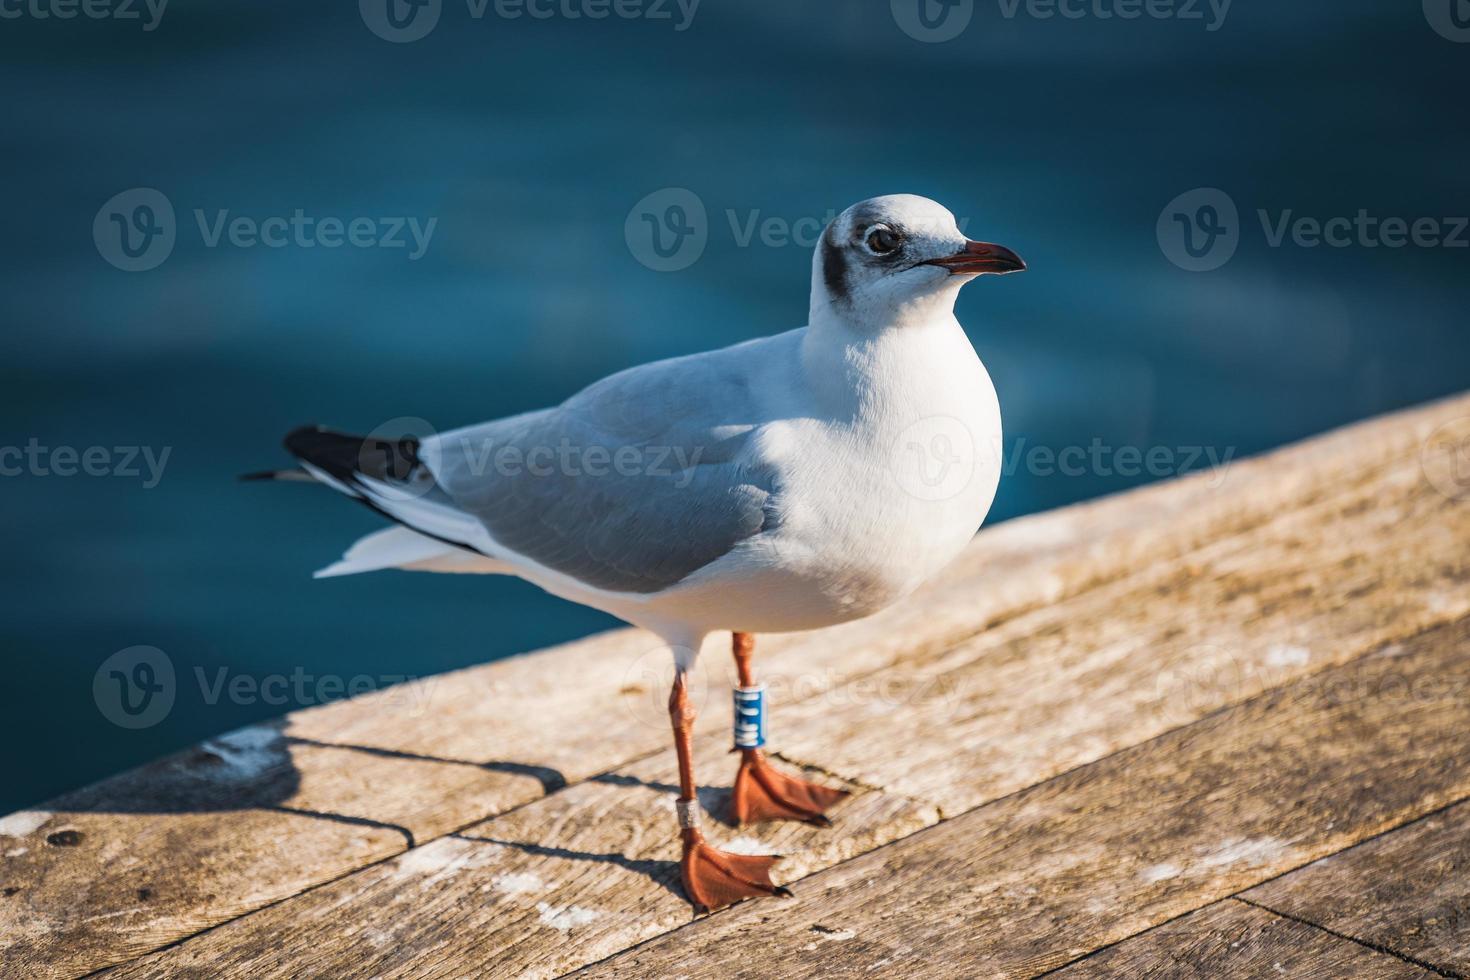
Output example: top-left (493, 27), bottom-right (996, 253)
top-left (1025, 793), bottom-right (1470, 979)
top-left (556, 621), bottom-right (1469, 980)
top-left (1232, 897), bottom-right (1464, 979)
top-left (77, 744), bottom-right (671, 980)
top-left (75, 433), bottom-right (1450, 978)
top-left (1225, 794), bottom-right (1470, 899)
top-left (91, 603), bottom-right (1463, 980)
top-left (1025, 900), bottom-right (1236, 979)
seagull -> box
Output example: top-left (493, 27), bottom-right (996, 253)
top-left (246, 194), bottom-right (1023, 912)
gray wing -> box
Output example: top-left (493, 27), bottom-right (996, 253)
top-left (427, 346), bottom-right (780, 594)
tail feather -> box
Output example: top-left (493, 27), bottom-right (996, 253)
top-left (268, 423), bottom-right (497, 568)
top-left (315, 526), bottom-right (462, 578)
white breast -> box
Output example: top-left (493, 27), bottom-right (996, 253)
top-left (662, 317), bottom-right (1002, 634)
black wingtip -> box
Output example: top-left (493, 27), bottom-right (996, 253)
top-left (239, 470), bottom-right (281, 482)
top-left (282, 423), bottom-right (329, 456)
top-left (283, 424), bottom-right (421, 485)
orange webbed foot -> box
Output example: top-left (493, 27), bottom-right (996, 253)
top-left (730, 748), bottom-right (849, 827)
top-left (680, 828), bottom-right (791, 913)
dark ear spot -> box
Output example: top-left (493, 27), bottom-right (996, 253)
top-left (821, 228), bottom-right (849, 303)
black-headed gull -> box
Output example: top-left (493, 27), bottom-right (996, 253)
top-left (248, 194), bottom-right (1024, 911)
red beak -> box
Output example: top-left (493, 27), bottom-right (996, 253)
top-left (925, 240), bottom-right (1026, 276)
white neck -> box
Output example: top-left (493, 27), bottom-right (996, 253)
top-left (799, 275), bottom-right (973, 421)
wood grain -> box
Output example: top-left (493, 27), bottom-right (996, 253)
top-left (576, 618), bottom-right (1470, 979)
top-left (774, 442), bottom-right (1470, 814)
top-left (4, 392), bottom-right (1468, 978)
top-left (1244, 801), bottom-right (1470, 976)
top-left (1052, 899), bottom-right (1434, 979)
top-left (98, 739), bottom-right (933, 980)
top-left (97, 590), bottom-right (1470, 977)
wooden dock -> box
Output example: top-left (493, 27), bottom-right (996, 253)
top-left (4, 393), bottom-right (1470, 978)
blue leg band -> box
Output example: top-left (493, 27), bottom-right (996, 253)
top-left (733, 685), bottom-right (766, 749)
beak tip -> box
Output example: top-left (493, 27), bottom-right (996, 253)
top-left (928, 240), bottom-right (1026, 276)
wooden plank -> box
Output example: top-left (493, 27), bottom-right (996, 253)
top-left (1244, 801), bottom-right (1470, 976)
top-left (6, 392), bottom-right (1469, 978)
top-left (96, 740), bottom-right (933, 980)
top-left (1050, 899), bottom-right (1434, 979)
top-left (93, 467), bottom-right (1469, 980)
top-left (774, 440), bottom-right (1470, 814)
top-left (573, 618), bottom-right (1470, 979)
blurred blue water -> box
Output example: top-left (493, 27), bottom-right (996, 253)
top-left (2, 0), bottom-right (1466, 812)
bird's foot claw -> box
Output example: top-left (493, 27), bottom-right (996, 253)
top-left (731, 748), bottom-right (849, 826)
top-left (680, 829), bottom-right (790, 913)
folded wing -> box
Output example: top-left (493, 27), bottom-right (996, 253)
top-left (284, 345), bottom-right (780, 594)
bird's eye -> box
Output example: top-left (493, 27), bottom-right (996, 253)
top-left (864, 226), bottom-right (902, 256)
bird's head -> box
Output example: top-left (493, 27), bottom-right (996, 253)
top-left (811, 194), bottom-right (1024, 329)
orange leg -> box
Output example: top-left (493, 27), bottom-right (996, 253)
top-left (669, 669), bottom-right (790, 913)
top-left (729, 632), bottom-right (849, 826)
